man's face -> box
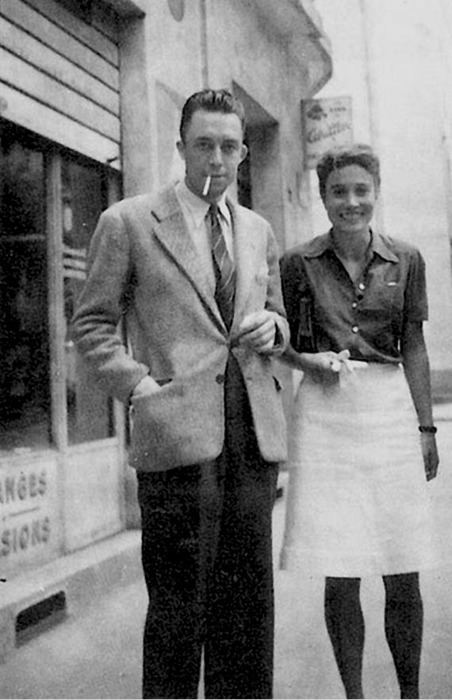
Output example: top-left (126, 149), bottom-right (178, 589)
top-left (177, 109), bottom-right (247, 202)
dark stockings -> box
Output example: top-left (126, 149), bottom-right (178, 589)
top-left (324, 573), bottom-right (423, 699)
top-left (325, 577), bottom-right (364, 699)
top-left (383, 572), bottom-right (423, 699)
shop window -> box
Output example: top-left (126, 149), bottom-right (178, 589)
top-left (0, 134), bottom-right (50, 451)
top-left (61, 158), bottom-right (114, 444)
top-left (0, 121), bottom-right (117, 454)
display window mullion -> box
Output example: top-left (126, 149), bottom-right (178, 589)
top-left (47, 152), bottom-right (68, 453)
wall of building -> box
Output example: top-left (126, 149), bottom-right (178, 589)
top-left (307, 0), bottom-right (371, 234)
top-left (120, 0), bottom-right (331, 253)
top-left (0, 0), bottom-right (121, 166)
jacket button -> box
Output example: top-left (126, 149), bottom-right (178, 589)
top-left (215, 374), bottom-right (225, 384)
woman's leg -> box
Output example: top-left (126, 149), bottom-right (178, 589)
top-left (383, 572), bottom-right (423, 699)
top-left (324, 577), bottom-right (365, 699)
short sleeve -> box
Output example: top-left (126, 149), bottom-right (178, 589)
top-left (404, 248), bottom-right (428, 322)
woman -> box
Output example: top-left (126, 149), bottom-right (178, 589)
top-left (279, 144), bottom-right (439, 699)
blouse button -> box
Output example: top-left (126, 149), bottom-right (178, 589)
top-left (352, 302), bottom-right (358, 309)
top-left (352, 326), bottom-right (359, 333)
top-left (358, 283), bottom-right (365, 291)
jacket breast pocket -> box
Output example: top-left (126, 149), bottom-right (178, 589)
top-left (255, 265), bottom-right (269, 286)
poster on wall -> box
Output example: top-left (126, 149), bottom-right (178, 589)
top-left (302, 96), bottom-right (353, 169)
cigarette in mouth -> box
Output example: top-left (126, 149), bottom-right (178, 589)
top-left (202, 175), bottom-right (211, 196)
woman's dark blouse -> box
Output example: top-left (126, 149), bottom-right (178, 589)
top-left (279, 230), bottom-right (428, 364)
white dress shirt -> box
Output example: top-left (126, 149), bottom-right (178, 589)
top-left (175, 180), bottom-right (234, 291)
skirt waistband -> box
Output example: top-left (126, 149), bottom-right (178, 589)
top-left (346, 360), bottom-right (401, 371)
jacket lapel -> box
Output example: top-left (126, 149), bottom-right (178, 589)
top-left (151, 187), bottom-right (225, 330)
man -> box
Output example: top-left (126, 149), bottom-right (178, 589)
top-left (72, 89), bottom-right (288, 699)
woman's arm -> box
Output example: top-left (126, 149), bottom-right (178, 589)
top-left (279, 252), bottom-right (350, 381)
top-left (401, 320), bottom-right (439, 480)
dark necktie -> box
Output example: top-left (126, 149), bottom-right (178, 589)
top-left (207, 204), bottom-right (235, 329)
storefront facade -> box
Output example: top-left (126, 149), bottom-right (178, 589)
top-left (0, 0), bottom-right (331, 654)
top-left (0, 0), bottom-right (125, 583)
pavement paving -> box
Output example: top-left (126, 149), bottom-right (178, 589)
top-left (1, 405), bottom-right (451, 700)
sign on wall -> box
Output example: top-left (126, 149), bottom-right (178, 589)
top-left (0, 456), bottom-right (60, 575)
top-left (302, 96), bottom-right (353, 169)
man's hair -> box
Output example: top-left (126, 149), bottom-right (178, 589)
top-left (179, 89), bottom-right (246, 142)
top-left (316, 143), bottom-right (381, 200)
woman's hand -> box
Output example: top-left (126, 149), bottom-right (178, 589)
top-left (421, 433), bottom-right (439, 481)
top-left (303, 349), bottom-right (351, 385)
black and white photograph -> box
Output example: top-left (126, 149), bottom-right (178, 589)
top-left (0, 1), bottom-right (451, 698)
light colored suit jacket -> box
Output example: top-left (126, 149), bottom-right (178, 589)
top-left (72, 185), bottom-right (289, 471)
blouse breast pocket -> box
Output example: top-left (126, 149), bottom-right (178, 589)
top-left (384, 280), bottom-right (404, 311)
top-left (364, 279), bottom-right (404, 321)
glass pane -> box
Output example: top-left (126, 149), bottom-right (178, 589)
top-left (62, 158), bottom-right (114, 444)
top-left (0, 128), bottom-right (50, 452)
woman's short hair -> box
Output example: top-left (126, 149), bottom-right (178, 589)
top-left (316, 144), bottom-right (381, 200)
top-left (179, 89), bottom-right (246, 143)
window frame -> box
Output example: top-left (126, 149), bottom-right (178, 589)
top-left (0, 120), bottom-right (123, 456)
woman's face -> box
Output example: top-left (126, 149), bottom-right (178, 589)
top-left (322, 164), bottom-right (378, 238)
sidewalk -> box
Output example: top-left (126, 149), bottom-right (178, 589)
top-left (1, 407), bottom-right (451, 699)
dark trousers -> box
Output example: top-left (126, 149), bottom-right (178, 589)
top-left (136, 357), bottom-right (278, 699)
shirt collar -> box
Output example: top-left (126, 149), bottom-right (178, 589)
top-left (175, 179), bottom-right (231, 228)
top-left (370, 231), bottom-right (398, 262)
top-left (304, 228), bottom-right (398, 263)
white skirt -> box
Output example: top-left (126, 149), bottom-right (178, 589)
top-left (279, 362), bottom-right (438, 577)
